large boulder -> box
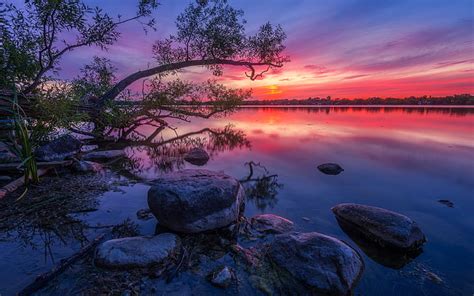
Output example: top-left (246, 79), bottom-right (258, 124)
top-left (268, 232), bottom-right (364, 295)
top-left (183, 147), bottom-right (210, 166)
top-left (335, 217), bottom-right (421, 269)
top-left (35, 135), bottom-right (81, 161)
top-left (147, 169), bottom-right (245, 233)
top-left (332, 203), bottom-right (426, 250)
top-left (83, 149), bottom-right (125, 161)
top-left (95, 233), bottom-right (180, 269)
top-left (317, 163), bottom-right (344, 175)
top-left (250, 214), bottom-right (294, 234)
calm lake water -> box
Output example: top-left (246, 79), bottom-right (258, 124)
top-left (1, 106), bottom-right (473, 295)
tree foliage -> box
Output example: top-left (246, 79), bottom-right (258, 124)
top-left (1, 0), bottom-right (158, 92)
top-left (1, 0), bottom-right (289, 140)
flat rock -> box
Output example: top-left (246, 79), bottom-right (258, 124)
top-left (95, 233), bottom-right (180, 268)
top-left (268, 232), bottom-right (364, 295)
top-left (210, 266), bottom-right (233, 288)
top-left (148, 169), bottom-right (245, 233)
top-left (332, 203), bottom-right (426, 250)
top-left (250, 214), bottom-right (294, 234)
top-left (35, 135), bottom-right (82, 161)
top-left (317, 163), bottom-right (344, 175)
top-left (0, 142), bottom-right (19, 163)
top-left (71, 160), bottom-right (103, 173)
top-left (83, 149), bottom-right (125, 161)
top-left (183, 147), bottom-right (210, 166)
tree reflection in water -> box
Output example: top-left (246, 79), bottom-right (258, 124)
top-left (112, 124), bottom-right (251, 177)
top-left (240, 161), bottom-right (283, 212)
top-left (0, 123), bottom-right (283, 264)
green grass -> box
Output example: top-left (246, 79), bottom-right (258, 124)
top-left (1, 86), bottom-right (39, 185)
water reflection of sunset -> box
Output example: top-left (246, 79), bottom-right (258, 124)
top-left (222, 107), bottom-right (474, 148)
top-left (128, 107), bottom-right (474, 296)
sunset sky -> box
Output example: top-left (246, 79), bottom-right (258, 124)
top-left (46, 0), bottom-right (474, 99)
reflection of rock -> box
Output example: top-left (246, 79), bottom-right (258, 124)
top-left (332, 203), bottom-right (426, 250)
top-left (250, 214), bottom-right (294, 234)
top-left (35, 135), bottom-right (82, 161)
top-left (437, 199), bottom-right (454, 208)
top-left (268, 232), bottom-right (364, 295)
top-left (317, 163), bottom-right (344, 175)
top-left (336, 217), bottom-right (421, 269)
top-left (148, 169), bottom-right (245, 233)
top-left (183, 147), bottom-right (210, 166)
top-left (71, 160), bottom-right (103, 173)
top-left (83, 149), bottom-right (125, 161)
top-left (210, 266), bottom-right (233, 288)
top-left (95, 233), bottom-right (180, 268)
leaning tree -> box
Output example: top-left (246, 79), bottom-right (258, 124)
top-left (0, 0), bottom-right (289, 139)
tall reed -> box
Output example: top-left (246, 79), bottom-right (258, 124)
top-left (0, 86), bottom-right (39, 184)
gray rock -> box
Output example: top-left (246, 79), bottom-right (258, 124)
top-left (148, 169), bottom-right (245, 233)
top-left (332, 203), bottom-right (426, 250)
top-left (250, 214), bottom-right (294, 234)
top-left (0, 142), bottom-right (19, 163)
top-left (71, 160), bottom-right (103, 173)
top-left (210, 266), bottom-right (233, 288)
top-left (95, 233), bottom-right (180, 268)
top-left (335, 217), bottom-right (421, 269)
top-left (183, 147), bottom-right (210, 166)
top-left (35, 135), bottom-right (82, 161)
top-left (268, 232), bottom-right (364, 295)
top-left (83, 149), bottom-right (125, 161)
top-left (317, 163), bottom-right (344, 175)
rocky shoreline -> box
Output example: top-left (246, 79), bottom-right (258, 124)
top-left (84, 168), bottom-right (426, 295)
top-left (1, 137), bottom-right (429, 295)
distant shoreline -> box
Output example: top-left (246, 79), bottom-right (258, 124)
top-left (237, 104), bottom-right (474, 108)
top-left (239, 94), bottom-right (473, 106)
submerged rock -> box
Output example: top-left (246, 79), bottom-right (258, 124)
top-left (95, 233), bottom-right (180, 268)
top-left (147, 169), bottom-right (245, 233)
top-left (332, 203), bottom-right (426, 250)
top-left (317, 163), bottom-right (344, 175)
top-left (35, 135), bottom-right (82, 161)
top-left (71, 160), bottom-right (103, 173)
top-left (250, 214), bottom-right (294, 234)
top-left (268, 232), bottom-right (364, 295)
top-left (437, 199), bottom-right (454, 208)
top-left (83, 149), bottom-right (125, 161)
top-left (183, 147), bottom-right (210, 166)
top-left (136, 208), bottom-right (153, 220)
top-left (210, 266), bottom-right (233, 288)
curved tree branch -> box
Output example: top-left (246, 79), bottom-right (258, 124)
top-left (98, 59), bottom-right (283, 105)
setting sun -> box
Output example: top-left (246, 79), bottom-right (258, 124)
top-left (266, 85), bottom-right (283, 95)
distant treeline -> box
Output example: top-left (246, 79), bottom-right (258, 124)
top-left (242, 94), bottom-right (474, 105)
